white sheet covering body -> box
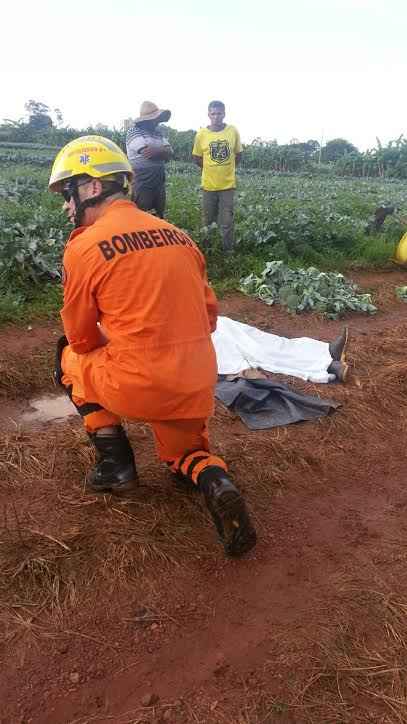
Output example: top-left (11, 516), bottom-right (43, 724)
top-left (211, 316), bottom-right (334, 384)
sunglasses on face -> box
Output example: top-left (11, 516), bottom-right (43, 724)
top-left (62, 178), bottom-right (91, 203)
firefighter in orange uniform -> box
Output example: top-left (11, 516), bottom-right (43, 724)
top-left (49, 135), bottom-right (256, 557)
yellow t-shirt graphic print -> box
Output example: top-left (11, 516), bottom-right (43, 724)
top-left (209, 139), bottom-right (231, 164)
top-left (193, 125), bottom-right (242, 191)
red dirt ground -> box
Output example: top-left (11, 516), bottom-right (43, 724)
top-left (2, 269), bottom-right (407, 724)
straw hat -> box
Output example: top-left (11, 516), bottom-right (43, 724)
top-left (136, 101), bottom-right (171, 123)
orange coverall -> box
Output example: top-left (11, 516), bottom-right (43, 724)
top-left (60, 199), bottom-right (227, 482)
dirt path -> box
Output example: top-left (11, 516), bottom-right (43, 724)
top-left (2, 270), bottom-right (407, 724)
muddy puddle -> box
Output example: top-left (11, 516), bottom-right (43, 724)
top-left (1, 394), bottom-right (75, 428)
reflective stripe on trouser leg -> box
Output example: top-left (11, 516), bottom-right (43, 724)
top-left (150, 418), bottom-right (228, 485)
top-left (58, 341), bottom-right (121, 432)
top-left (175, 450), bottom-right (227, 485)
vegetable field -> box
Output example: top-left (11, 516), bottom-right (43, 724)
top-left (1, 142), bottom-right (406, 323)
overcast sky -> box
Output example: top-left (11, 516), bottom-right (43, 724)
top-left (1, 0), bottom-right (405, 150)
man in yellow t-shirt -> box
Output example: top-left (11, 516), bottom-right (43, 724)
top-left (192, 101), bottom-right (242, 252)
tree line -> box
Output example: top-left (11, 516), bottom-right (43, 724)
top-left (2, 100), bottom-right (407, 179)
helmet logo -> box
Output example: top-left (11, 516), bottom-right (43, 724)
top-left (80, 154), bottom-right (90, 165)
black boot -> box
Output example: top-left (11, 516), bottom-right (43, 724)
top-left (327, 359), bottom-right (349, 383)
top-left (329, 327), bottom-right (349, 362)
top-left (198, 466), bottom-right (257, 557)
top-left (88, 426), bottom-right (137, 493)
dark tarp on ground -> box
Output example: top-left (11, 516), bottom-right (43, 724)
top-left (215, 377), bottom-right (341, 430)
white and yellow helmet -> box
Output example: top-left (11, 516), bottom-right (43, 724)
top-left (48, 135), bottom-right (133, 193)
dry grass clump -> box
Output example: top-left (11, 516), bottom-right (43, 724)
top-left (273, 588), bottom-right (407, 724)
top-left (144, 589), bottom-right (407, 724)
top-left (0, 422), bottom-right (219, 649)
top-left (0, 504), bottom-right (87, 645)
top-left (58, 587), bottom-right (407, 724)
top-left (0, 348), bottom-right (55, 398)
top-left (0, 427), bottom-right (50, 487)
top-left (66, 700), bottom-right (187, 724)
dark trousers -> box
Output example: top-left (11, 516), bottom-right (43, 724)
top-left (202, 189), bottom-right (235, 251)
top-left (132, 185), bottom-right (166, 218)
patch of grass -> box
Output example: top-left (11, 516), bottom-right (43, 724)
top-left (0, 282), bottom-right (61, 326)
top-left (23, 282), bottom-right (62, 320)
top-left (351, 234), bottom-right (399, 266)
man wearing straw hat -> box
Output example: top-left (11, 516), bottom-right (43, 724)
top-left (126, 101), bottom-right (173, 218)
